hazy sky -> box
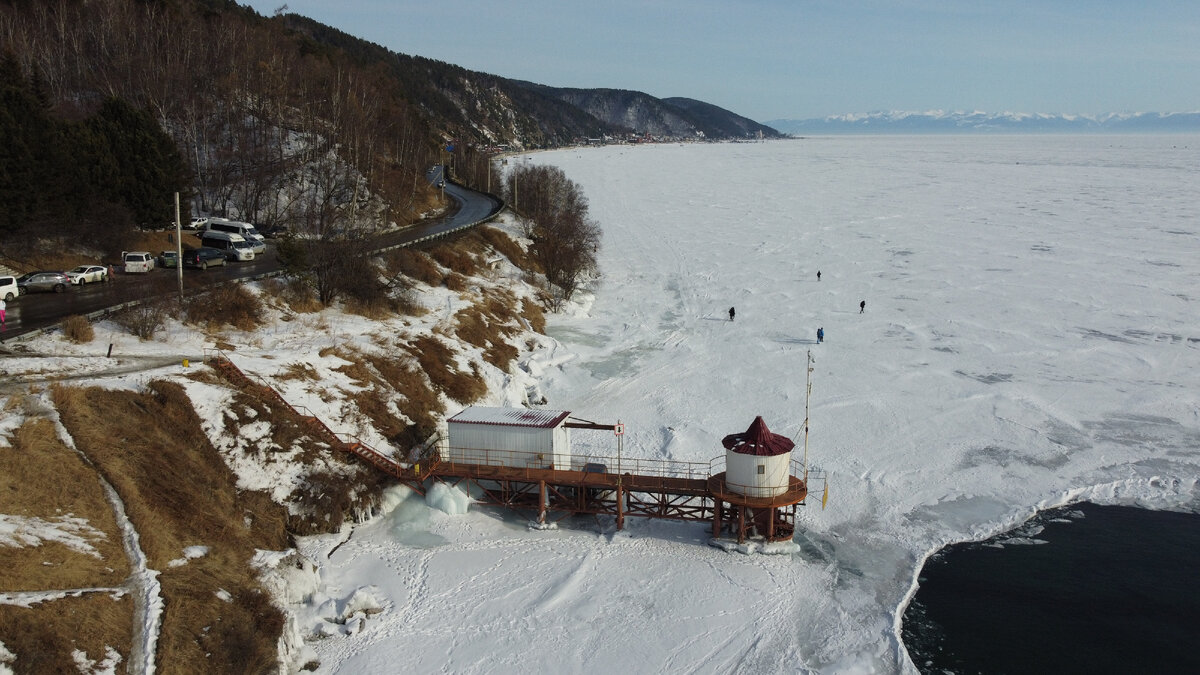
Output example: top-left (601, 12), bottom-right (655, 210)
top-left (240, 1), bottom-right (1200, 122)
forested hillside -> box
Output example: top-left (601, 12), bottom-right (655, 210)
top-left (1, 0), bottom-right (775, 265)
top-left (0, 0), bottom-right (462, 260)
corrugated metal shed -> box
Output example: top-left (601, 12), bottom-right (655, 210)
top-left (448, 407), bottom-right (571, 428)
top-left (446, 406), bottom-right (572, 469)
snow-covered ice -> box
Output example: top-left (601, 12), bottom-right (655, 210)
top-left (3, 135), bottom-right (1197, 673)
top-left (288, 135), bottom-right (1200, 673)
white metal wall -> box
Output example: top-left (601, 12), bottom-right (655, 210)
top-left (447, 422), bottom-right (571, 469)
top-left (725, 451), bottom-right (791, 497)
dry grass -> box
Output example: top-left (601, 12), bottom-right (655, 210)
top-left (452, 289), bottom-right (524, 372)
top-left (332, 354), bottom-right (374, 386)
top-left (185, 284), bottom-right (264, 331)
top-left (389, 249), bottom-right (443, 286)
top-left (287, 466), bottom-right (392, 536)
top-left (49, 381), bottom-right (290, 673)
top-left (327, 347), bottom-right (438, 446)
top-left (342, 296), bottom-right (395, 321)
top-left (408, 335), bottom-right (487, 406)
top-left (0, 593), bottom-right (133, 674)
top-left (61, 314), bottom-right (95, 343)
top-left (444, 271), bottom-right (470, 292)
top-left (430, 242), bottom-right (480, 277)
top-left (277, 361), bottom-right (320, 382)
top-left (521, 298), bottom-right (547, 333)
top-left (207, 356), bottom-right (392, 535)
top-left (0, 417), bottom-right (131, 591)
top-left (479, 225), bottom-right (539, 273)
top-left (259, 277), bottom-right (323, 314)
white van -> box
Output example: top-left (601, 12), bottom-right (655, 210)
top-left (200, 231), bottom-right (255, 262)
top-left (206, 218), bottom-right (266, 248)
top-left (122, 251), bottom-right (155, 273)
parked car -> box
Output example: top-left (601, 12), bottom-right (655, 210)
top-left (158, 250), bottom-right (179, 268)
top-left (190, 216), bottom-right (210, 230)
top-left (122, 251), bottom-right (155, 273)
top-left (65, 265), bottom-right (109, 285)
top-left (17, 271), bottom-right (71, 293)
top-left (0, 275), bottom-right (21, 301)
top-left (200, 231), bottom-right (255, 261)
top-left (181, 247), bottom-right (228, 269)
top-left (206, 218), bottom-right (266, 245)
top-left (257, 223), bottom-right (288, 239)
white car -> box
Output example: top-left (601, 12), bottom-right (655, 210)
top-left (65, 265), bottom-right (109, 285)
top-left (190, 216), bottom-right (210, 229)
top-left (0, 275), bottom-right (19, 301)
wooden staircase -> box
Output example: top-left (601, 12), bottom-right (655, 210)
top-left (205, 351), bottom-right (438, 490)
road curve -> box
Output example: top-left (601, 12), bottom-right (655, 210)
top-left (0, 169), bottom-right (503, 342)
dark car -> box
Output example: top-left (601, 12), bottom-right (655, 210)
top-left (181, 247), bottom-right (228, 270)
top-left (257, 223), bottom-right (289, 238)
top-left (17, 271), bottom-right (71, 293)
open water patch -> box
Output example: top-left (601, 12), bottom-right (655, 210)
top-left (902, 502), bottom-right (1200, 673)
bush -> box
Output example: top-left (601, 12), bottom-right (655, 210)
top-left (185, 284), bottom-right (263, 331)
top-left (114, 300), bottom-right (170, 340)
top-left (61, 315), bottom-right (94, 343)
top-left (260, 277), bottom-right (322, 313)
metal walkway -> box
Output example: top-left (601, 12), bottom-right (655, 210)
top-left (207, 352), bottom-right (815, 542)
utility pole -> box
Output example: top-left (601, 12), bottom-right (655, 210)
top-left (174, 192), bottom-right (183, 298)
top-left (803, 350), bottom-right (814, 483)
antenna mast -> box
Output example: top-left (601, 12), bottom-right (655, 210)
top-left (803, 350), bottom-right (814, 482)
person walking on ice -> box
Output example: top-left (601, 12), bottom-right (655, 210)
top-left (816, 327), bottom-right (824, 343)
top-left (859, 300), bottom-right (866, 313)
top-left (728, 307), bottom-right (736, 322)
top-left (817, 270), bottom-right (821, 281)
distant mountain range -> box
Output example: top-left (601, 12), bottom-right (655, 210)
top-left (765, 111), bottom-right (1200, 135)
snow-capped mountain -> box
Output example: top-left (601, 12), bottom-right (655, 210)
top-left (765, 110), bottom-right (1200, 134)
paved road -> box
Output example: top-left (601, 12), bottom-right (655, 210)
top-left (0, 168), bottom-right (503, 342)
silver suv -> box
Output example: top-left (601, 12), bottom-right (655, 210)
top-left (17, 271), bottom-right (71, 294)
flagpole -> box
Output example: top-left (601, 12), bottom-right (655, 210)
top-left (803, 350), bottom-right (813, 483)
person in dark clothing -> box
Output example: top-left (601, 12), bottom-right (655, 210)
top-left (859, 300), bottom-right (866, 313)
top-left (817, 327), bottom-right (824, 343)
top-left (728, 307), bottom-right (736, 322)
top-left (817, 270), bottom-right (821, 281)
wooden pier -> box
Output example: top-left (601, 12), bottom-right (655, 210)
top-left (208, 352), bottom-right (816, 544)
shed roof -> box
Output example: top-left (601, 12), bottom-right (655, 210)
top-left (448, 406), bottom-right (571, 429)
top-left (721, 416), bottom-right (795, 457)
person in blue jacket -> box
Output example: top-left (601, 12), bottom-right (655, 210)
top-left (817, 327), bottom-right (824, 343)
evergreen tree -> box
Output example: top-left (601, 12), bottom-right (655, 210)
top-left (86, 97), bottom-right (192, 227)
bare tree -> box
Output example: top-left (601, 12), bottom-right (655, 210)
top-left (506, 165), bottom-right (600, 309)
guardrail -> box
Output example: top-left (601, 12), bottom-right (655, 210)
top-left (439, 445), bottom-right (822, 488)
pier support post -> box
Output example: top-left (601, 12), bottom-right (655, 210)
top-left (616, 483), bottom-right (625, 530)
top-left (538, 480), bottom-right (547, 525)
top-left (713, 500), bottom-right (723, 538)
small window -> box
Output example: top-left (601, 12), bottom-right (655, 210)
top-left (757, 465), bottom-right (765, 475)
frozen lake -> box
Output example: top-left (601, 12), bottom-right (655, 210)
top-left (300, 135), bottom-right (1200, 673)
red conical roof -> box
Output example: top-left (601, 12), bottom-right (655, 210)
top-left (721, 416), bottom-right (795, 457)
